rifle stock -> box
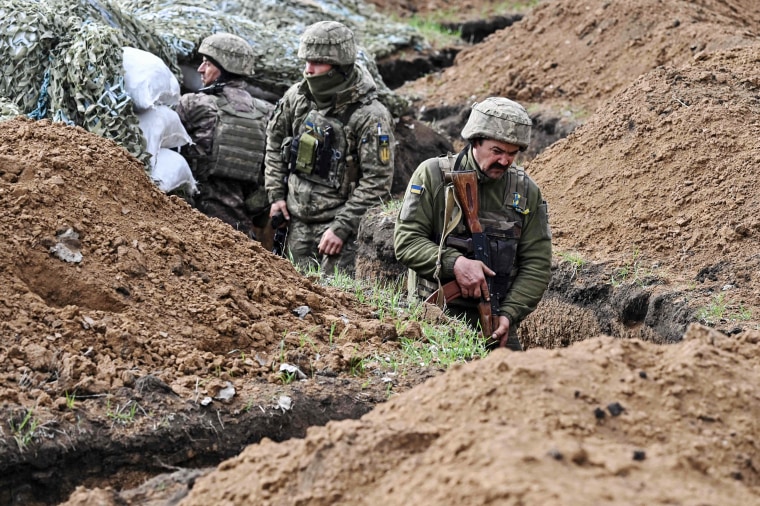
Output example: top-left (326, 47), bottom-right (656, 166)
top-left (440, 170), bottom-right (499, 338)
top-left (425, 281), bottom-right (498, 338)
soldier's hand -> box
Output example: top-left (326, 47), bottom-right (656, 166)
top-left (318, 228), bottom-right (343, 256)
top-left (492, 315), bottom-right (511, 347)
top-left (270, 200), bottom-right (289, 221)
top-left (453, 256), bottom-right (495, 300)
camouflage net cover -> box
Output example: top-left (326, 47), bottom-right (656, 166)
top-left (0, 0), bottom-right (417, 163)
top-left (0, 97), bottom-right (21, 121)
top-left (0, 0), bottom-right (183, 167)
top-left (117, 0), bottom-right (414, 114)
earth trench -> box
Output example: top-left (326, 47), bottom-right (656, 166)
top-left (3, 5), bottom-right (752, 505)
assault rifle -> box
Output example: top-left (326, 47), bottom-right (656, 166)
top-left (271, 211), bottom-right (288, 257)
top-left (428, 170), bottom-right (499, 338)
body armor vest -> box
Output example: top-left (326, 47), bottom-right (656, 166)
top-left (197, 93), bottom-right (268, 182)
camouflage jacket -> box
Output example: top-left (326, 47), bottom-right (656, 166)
top-left (176, 80), bottom-right (271, 182)
top-left (264, 64), bottom-right (394, 241)
top-left (393, 148), bottom-right (552, 326)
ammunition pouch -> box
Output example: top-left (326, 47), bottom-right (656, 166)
top-left (486, 221), bottom-right (521, 307)
top-left (290, 125), bottom-right (337, 180)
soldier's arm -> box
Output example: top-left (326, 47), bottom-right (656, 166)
top-left (264, 91), bottom-right (296, 204)
top-left (176, 93), bottom-right (217, 156)
top-left (329, 106), bottom-right (395, 241)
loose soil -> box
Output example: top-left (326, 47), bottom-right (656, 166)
top-left (3, 0), bottom-right (760, 505)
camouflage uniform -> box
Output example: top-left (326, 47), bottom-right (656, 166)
top-left (394, 98), bottom-right (552, 351)
top-left (264, 21), bottom-right (394, 274)
top-left (176, 33), bottom-right (273, 239)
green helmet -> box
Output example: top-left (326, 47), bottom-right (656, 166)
top-left (198, 33), bottom-right (256, 77)
top-left (298, 21), bottom-right (356, 66)
top-left (461, 97), bottom-right (532, 150)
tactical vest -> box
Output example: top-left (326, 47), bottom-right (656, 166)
top-left (288, 105), bottom-right (360, 198)
top-left (415, 153), bottom-right (531, 307)
top-left (196, 93), bottom-right (268, 182)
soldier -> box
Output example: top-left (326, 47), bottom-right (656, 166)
top-left (264, 20), bottom-right (394, 275)
top-left (177, 33), bottom-right (273, 241)
top-left (394, 97), bottom-right (552, 351)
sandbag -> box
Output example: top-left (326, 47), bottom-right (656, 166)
top-left (151, 148), bottom-right (198, 195)
top-left (138, 105), bottom-right (192, 168)
top-left (123, 46), bottom-right (181, 111)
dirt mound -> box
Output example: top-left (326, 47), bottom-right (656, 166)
top-left (1, 117), bottom-right (423, 503)
top-left (401, 0), bottom-right (760, 113)
top-left (0, 118), bottom-right (400, 400)
top-left (176, 324), bottom-right (760, 505)
top-left (530, 44), bottom-right (760, 306)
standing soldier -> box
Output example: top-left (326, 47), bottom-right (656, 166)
top-left (394, 97), bottom-right (552, 351)
top-left (177, 33), bottom-right (273, 241)
top-left (264, 21), bottom-right (394, 274)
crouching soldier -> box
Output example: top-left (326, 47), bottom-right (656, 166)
top-left (394, 97), bottom-right (552, 351)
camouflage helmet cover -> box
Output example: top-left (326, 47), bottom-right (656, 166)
top-left (198, 33), bottom-right (255, 77)
top-left (298, 21), bottom-right (356, 66)
top-left (461, 97), bottom-right (532, 150)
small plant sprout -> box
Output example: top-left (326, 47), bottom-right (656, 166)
top-left (9, 410), bottom-right (39, 451)
top-left (697, 294), bottom-right (752, 325)
top-left (106, 398), bottom-right (139, 425)
top-left (65, 391), bottom-right (76, 410)
top-left (557, 250), bottom-right (586, 279)
top-left (280, 370), bottom-right (297, 385)
top-left (349, 356), bottom-right (366, 377)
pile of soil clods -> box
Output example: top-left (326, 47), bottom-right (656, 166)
top-left (177, 325), bottom-right (760, 505)
top-left (0, 117), bottom-right (395, 407)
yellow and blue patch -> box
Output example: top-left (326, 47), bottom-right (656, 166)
top-left (410, 184), bottom-right (424, 195)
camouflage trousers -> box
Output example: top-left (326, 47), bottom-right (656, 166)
top-left (193, 176), bottom-right (268, 240)
top-left (285, 219), bottom-right (357, 276)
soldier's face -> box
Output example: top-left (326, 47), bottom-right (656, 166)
top-left (473, 139), bottom-right (520, 179)
top-left (198, 57), bottom-right (222, 86)
top-left (304, 61), bottom-right (333, 76)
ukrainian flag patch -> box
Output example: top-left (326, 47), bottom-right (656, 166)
top-left (410, 184), bottom-right (424, 195)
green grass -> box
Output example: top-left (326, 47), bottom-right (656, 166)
top-left (65, 391), bottom-right (76, 410)
top-left (557, 250), bottom-right (586, 280)
top-left (106, 398), bottom-right (139, 425)
top-left (406, 16), bottom-right (462, 47)
top-left (696, 294), bottom-right (752, 325)
top-left (302, 263), bottom-right (488, 372)
top-left (280, 371), bottom-right (297, 385)
top-left (9, 410), bottom-right (39, 451)
top-left (610, 249), bottom-right (649, 287)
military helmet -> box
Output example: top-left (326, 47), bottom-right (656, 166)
top-left (198, 33), bottom-right (256, 77)
top-left (461, 97), bottom-right (532, 150)
top-left (298, 21), bottom-right (356, 66)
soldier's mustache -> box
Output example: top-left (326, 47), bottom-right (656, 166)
top-left (488, 162), bottom-right (510, 171)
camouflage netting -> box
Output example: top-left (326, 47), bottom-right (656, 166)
top-left (1, 0), bottom-right (419, 163)
top-left (0, 97), bottom-right (21, 121)
top-left (0, 0), bottom-right (182, 167)
top-left (116, 0), bottom-right (415, 114)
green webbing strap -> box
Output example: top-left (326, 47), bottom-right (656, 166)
top-left (432, 148), bottom-right (468, 308)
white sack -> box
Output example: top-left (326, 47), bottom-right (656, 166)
top-left (151, 148), bottom-right (198, 195)
top-left (138, 105), bottom-right (192, 168)
top-left (123, 46), bottom-right (181, 111)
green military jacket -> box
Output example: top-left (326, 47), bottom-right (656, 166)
top-left (394, 148), bottom-right (552, 326)
top-left (264, 64), bottom-right (394, 241)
